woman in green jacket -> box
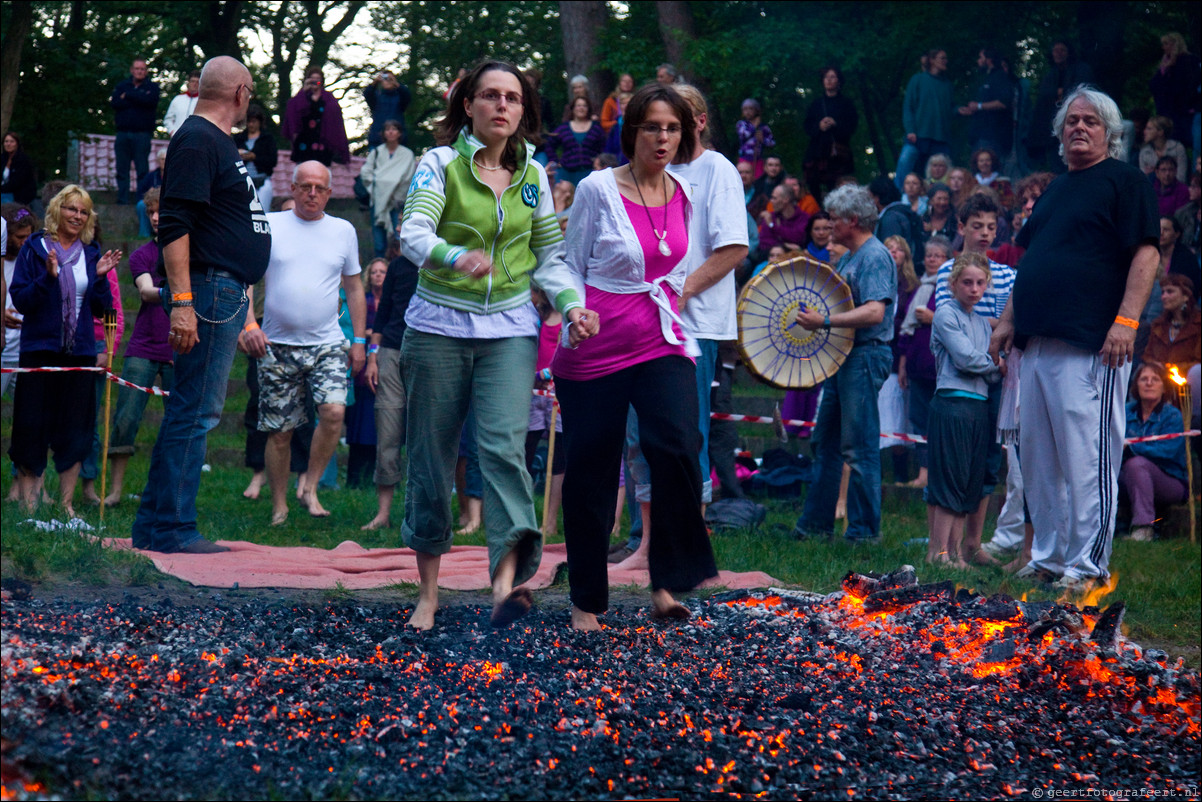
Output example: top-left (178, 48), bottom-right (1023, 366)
top-left (398, 60), bottom-right (597, 631)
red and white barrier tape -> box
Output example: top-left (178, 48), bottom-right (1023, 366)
top-left (6, 367), bottom-right (1194, 444)
top-left (2, 366), bottom-right (170, 397)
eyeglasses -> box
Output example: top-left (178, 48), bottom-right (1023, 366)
top-left (294, 183), bottom-right (332, 194)
top-left (237, 84), bottom-right (254, 101)
top-left (61, 206), bottom-right (91, 217)
top-left (475, 90), bottom-right (523, 106)
top-left (635, 124), bottom-right (683, 137)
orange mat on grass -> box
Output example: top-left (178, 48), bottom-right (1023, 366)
top-left (104, 539), bottom-right (779, 591)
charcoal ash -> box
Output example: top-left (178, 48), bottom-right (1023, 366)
top-left (1, 572), bottom-right (1198, 801)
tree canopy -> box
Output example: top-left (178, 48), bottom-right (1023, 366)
top-left (2, 0), bottom-right (1197, 183)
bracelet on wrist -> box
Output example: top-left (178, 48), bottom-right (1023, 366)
top-left (243, 320), bottom-right (260, 332)
top-left (171, 292), bottom-right (194, 302)
top-left (1114, 315), bottom-right (1139, 331)
top-left (352, 336), bottom-right (367, 345)
top-left (173, 300), bottom-right (194, 308)
top-left (822, 314), bottom-right (831, 330)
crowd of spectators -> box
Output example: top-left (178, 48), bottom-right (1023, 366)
top-left (1, 32), bottom-right (1199, 611)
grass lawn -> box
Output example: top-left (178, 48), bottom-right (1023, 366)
top-left (2, 350), bottom-right (1199, 667)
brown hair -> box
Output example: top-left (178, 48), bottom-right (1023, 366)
top-left (1158, 272), bottom-right (1196, 309)
top-left (142, 187), bottom-right (161, 211)
top-left (618, 83), bottom-right (697, 164)
top-left (436, 60), bottom-right (541, 172)
top-left (1131, 361), bottom-right (1174, 407)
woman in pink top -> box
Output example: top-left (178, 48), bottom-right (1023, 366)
top-left (553, 83), bottom-right (718, 631)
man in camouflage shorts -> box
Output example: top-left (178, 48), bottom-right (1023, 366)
top-left (241, 161), bottom-right (366, 524)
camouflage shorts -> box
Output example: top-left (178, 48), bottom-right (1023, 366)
top-left (257, 342), bottom-right (348, 433)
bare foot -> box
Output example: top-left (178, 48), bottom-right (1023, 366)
top-left (82, 491), bottom-right (102, 506)
top-left (406, 598), bottom-right (437, 631)
top-left (651, 589), bottom-right (691, 621)
top-left (1003, 555), bottom-right (1030, 574)
top-left (243, 471), bottom-right (265, 500)
top-left (949, 557), bottom-right (970, 570)
top-left (968, 548), bottom-right (999, 567)
top-left (491, 587), bottom-right (534, 628)
top-left (614, 551), bottom-right (649, 571)
top-left (5, 484), bottom-right (19, 503)
top-left (270, 509), bottom-right (289, 526)
top-left (103, 491), bottom-right (123, 507)
top-left (360, 514), bottom-right (390, 531)
top-left (570, 606), bottom-right (602, 631)
top-left (454, 519), bottom-right (481, 536)
top-left (63, 504), bottom-right (77, 520)
top-left (295, 473), bottom-right (307, 501)
top-left (302, 492), bottom-right (330, 518)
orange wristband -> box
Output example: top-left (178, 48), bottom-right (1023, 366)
top-left (171, 292), bottom-right (194, 302)
top-left (1114, 315), bottom-right (1138, 330)
top-left (243, 320), bottom-right (260, 332)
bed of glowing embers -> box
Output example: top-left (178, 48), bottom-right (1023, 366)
top-left (2, 569), bottom-right (1199, 800)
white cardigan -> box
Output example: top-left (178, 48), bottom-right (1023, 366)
top-left (360, 143), bottom-right (417, 229)
top-left (563, 168), bottom-right (698, 354)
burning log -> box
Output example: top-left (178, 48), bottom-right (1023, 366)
top-left (862, 580), bottom-right (955, 613)
top-left (1089, 601), bottom-right (1126, 648)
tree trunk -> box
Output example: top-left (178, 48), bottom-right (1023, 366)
top-left (205, 0), bottom-right (246, 58)
top-left (1, 1), bottom-right (33, 137)
top-left (655, 1), bottom-right (727, 153)
top-left (655, 0), bottom-right (693, 75)
top-left (558, 0), bottom-right (607, 108)
top-left (1077, 0), bottom-right (1128, 99)
top-left (853, 71), bottom-right (894, 177)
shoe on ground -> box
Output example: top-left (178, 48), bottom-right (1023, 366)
top-left (1129, 526), bottom-right (1154, 542)
top-left (1051, 574), bottom-right (1101, 594)
top-left (608, 541), bottom-right (631, 556)
top-left (1014, 563), bottom-right (1060, 585)
top-left (607, 546), bottom-right (635, 563)
top-left (176, 539), bottom-right (230, 554)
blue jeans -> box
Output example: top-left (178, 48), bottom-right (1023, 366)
top-left (114, 131), bottom-right (151, 204)
top-left (694, 338), bottom-right (718, 503)
top-left (894, 138), bottom-right (951, 190)
top-left (109, 356), bottom-right (174, 455)
top-left (136, 199), bottom-right (153, 238)
top-left (796, 344), bottom-right (891, 540)
top-left (132, 272), bottom-right (247, 551)
top-left (372, 207), bottom-right (400, 258)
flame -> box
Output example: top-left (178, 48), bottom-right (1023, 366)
top-left (1167, 364), bottom-right (1186, 386)
top-left (1082, 573), bottom-right (1119, 608)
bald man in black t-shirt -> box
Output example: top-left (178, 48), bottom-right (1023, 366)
top-left (132, 56), bottom-right (272, 555)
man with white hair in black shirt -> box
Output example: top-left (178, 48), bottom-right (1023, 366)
top-left (991, 86), bottom-right (1159, 594)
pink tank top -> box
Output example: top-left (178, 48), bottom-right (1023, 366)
top-left (552, 188), bottom-right (690, 381)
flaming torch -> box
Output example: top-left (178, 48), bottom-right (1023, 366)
top-left (99, 310), bottom-right (118, 527)
top-left (1166, 364), bottom-right (1194, 543)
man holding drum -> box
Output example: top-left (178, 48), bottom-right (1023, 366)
top-left (793, 184), bottom-right (897, 543)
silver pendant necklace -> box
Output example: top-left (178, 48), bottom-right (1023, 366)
top-left (632, 169), bottom-right (672, 257)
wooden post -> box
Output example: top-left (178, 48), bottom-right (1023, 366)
top-left (1168, 364), bottom-right (1195, 543)
top-left (99, 310), bottom-right (118, 526)
top-left (542, 400), bottom-right (558, 534)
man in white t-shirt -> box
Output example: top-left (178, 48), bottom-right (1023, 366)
top-left (670, 85), bottom-right (749, 504)
top-left (241, 161), bottom-right (366, 524)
